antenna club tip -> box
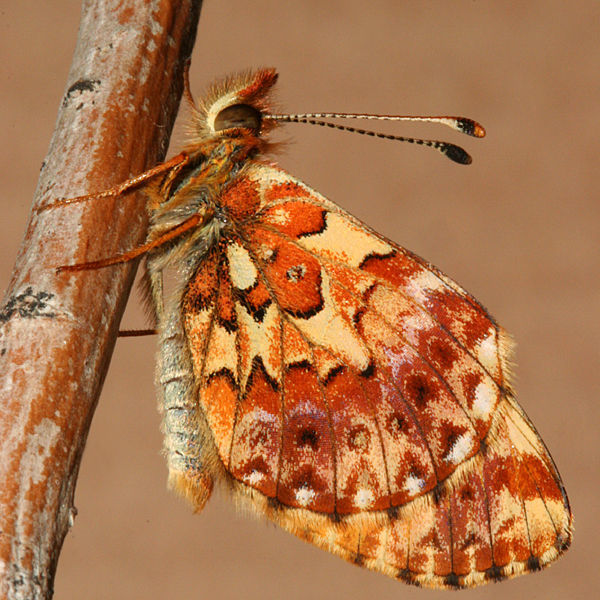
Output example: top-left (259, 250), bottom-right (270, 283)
top-left (473, 123), bottom-right (486, 138)
top-left (455, 118), bottom-right (486, 138)
top-left (443, 143), bottom-right (472, 165)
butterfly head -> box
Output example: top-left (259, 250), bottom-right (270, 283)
top-left (185, 68), bottom-right (279, 145)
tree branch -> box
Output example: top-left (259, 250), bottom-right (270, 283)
top-left (0, 1), bottom-right (203, 598)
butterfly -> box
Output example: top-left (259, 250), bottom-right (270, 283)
top-left (54, 67), bottom-right (572, 589)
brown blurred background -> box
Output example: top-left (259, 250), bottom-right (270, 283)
top-left (1, 1), bottom-right (598, 598)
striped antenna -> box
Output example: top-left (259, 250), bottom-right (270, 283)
top-left (264, 113), bottom-right (485, 165)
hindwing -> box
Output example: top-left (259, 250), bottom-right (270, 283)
top-left (178, 163), bottom-right (571, 589)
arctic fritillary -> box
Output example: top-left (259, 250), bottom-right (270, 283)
top-left (57, 69), bottom-right (572, 588)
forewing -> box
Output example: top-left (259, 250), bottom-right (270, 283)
top-left (182, 163), bottom-right (571, 588)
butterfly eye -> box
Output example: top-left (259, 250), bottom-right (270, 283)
top-left (214, 104), bottom-right (262, 133)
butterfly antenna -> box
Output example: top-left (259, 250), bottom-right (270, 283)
top-left (267, 113), bottom-right (485, 137)
top-left (264, 113), bottom-right (485, 165)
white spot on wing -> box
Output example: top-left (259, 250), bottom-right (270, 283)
top-left (404, 474), bottom-right (425, 496)
top-left (295, 487), bottom-right (315, 507)
top-left (246, 470), bottom-right (265, 486)
top-left (227, 242), bottom-right (257, 290)
top-left (476, 329), bottom-right (497, 369)
top-left (472, 379), bottom-right (497, 418)
top-left (354, 488), bottom-right (375, 509)
top-left (445, 432), bottom-right (474, 464)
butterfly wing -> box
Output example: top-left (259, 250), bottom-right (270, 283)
top-left (177, 163), bottom-right (571, 589)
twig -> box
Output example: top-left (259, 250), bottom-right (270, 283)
top-left (0, 1), bottom-right (203, 598)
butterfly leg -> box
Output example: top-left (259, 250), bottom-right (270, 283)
top-left (36, 152), bottom-right (190, 213)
